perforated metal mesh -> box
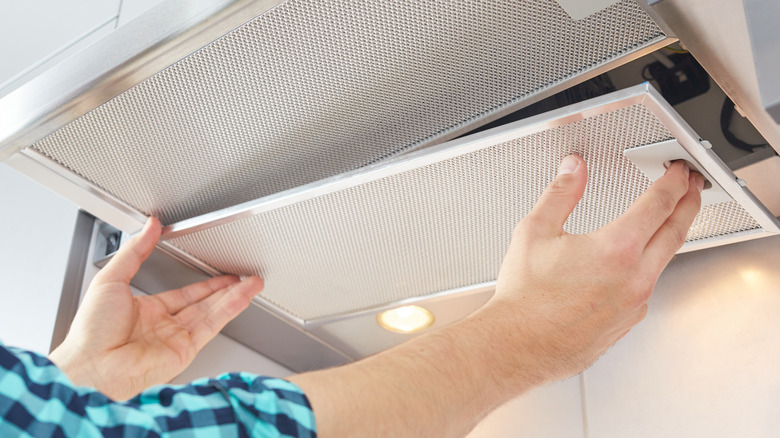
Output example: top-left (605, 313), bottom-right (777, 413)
top-left (167, 104), bottom-right (761, 320)
top-left (31, 0), bottom-right (663, 223)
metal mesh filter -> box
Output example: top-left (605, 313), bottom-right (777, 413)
top-left (167, 104), bottom-right (760, 321)
top-left (30, 0), bottom-right (663, 223)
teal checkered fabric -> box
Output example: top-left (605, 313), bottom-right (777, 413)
top-left (0, 341), bottom-right (316, 437)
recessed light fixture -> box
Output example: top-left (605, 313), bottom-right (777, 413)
top-left (377, 305), bottom-right (435, 334)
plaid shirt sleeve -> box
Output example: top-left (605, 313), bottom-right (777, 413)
top-left (0, 342), bottom-right (316, 437)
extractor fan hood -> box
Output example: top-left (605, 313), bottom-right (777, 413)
top-left (2, 0), bottom-right (778, 369)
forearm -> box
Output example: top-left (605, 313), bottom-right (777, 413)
top-left (290, 304), bottom-right (543, 438)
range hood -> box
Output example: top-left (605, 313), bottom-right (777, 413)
top-left (2, 0), bottom-right (778, 370)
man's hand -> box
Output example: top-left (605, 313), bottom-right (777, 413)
top-left (49, 217), bottom-right (264, 400)
top-left (290, 155), bottom-right (704, 438)
top-left (485, 155), bottom-right (704, 387)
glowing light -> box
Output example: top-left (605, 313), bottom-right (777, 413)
top-left (377, 305), bottom-right (435, 333)
top-left (739, 268), bottom-right (765, 287)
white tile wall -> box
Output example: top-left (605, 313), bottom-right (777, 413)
top-left (584, 234), bottom-right (780, 438)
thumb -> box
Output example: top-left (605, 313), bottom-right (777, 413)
top-left (526, 155), bottom-right (588, 236)
top-left (94, 217), bottom-right (162, 285)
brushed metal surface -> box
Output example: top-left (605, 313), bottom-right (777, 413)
top-left (23, 0), bottom-right (667, 223)
top-left (4, 149), bottom-right (147, 233)
top-left (50, 211), bottom-right (95, 353)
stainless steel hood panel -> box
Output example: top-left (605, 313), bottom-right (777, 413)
top-left (17, 0), bottom-right (667, 224)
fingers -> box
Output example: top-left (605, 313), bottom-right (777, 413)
top-left (643, 172), bottom-right (704, 271)
top-left (605, 161), bottom-right (691, 247)
top-left (183, 276), bottom-right (264, 350)
top-left (155, 275), bottom-right (241, 314)
top-left (95, 217), bottom-right (161, 285)
top-left (524, 155), bottom-right (588, 236)
top-left (176, 276), bottom-right (262, 349)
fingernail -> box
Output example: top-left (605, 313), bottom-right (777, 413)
top-left (141, 217), bottom-right (156, 235)
top-left (694, 174), bottom-right (705, 193)
top-left (557, 155), bottom-right (580, 175)
top-left (666, 160), bottom-right (689, 177)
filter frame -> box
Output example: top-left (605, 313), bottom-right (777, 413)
top-left (160, 83), bottom-right (780, 326)
top-left (163, 83), bottom-right (780, 242)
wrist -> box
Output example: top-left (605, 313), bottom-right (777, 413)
top-left (460, 301), bottom-right (552, 398)
top-left (48, 341), bottom-right (105, 390)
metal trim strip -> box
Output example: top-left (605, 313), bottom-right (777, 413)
top-left (162, 84), bottom-right (654, 238)
top-left (677, 228), bottom-right (772, 254)
top-left (49, 210), bottom-right (95, 353)
top-left (163, 83), bottom-right (779, 244)
top-left (5, 149), bottom-right (147, 233)
top-left (640, 86), bottom-right (780, 233)
top-left (303, 281), bottom-right (496, 328)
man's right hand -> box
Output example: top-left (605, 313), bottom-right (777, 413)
top-left (290, 154), bottom-right (704, 438)
top-left (486, 154), bottom-right (704, 388)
